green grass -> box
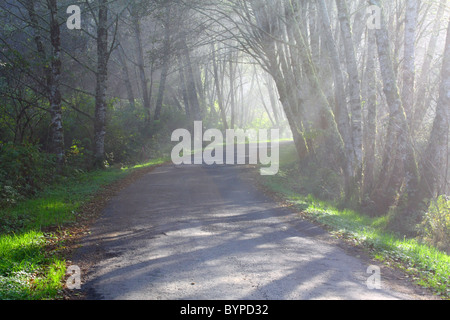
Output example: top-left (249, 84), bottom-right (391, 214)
top-left (0, 230), bottom-right (66, 300)
top-left (259, 143), bottom-right (449, 299)
top-left (0, 157), bottom-right (167, 300)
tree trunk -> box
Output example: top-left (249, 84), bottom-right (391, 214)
top-left (318, 0), bottom-right (354, 177)
top-left (181, 34), bottom-right (201, 121)
top-left (362, 29), bottom-right (378, 198)
top-left (229, 50), bottom-right (236, 129)
top-left (351, 0), bottom-right (368, 51)
top-left (178, 56), bottom-right (191, 119)
top-left (154, 60), bottom-right (168, 121)
top-left (268, 40), bottom-right (309, 162)
top-left (402, 0), bottom-right (418, 122)
top-left (212, 44), bottom-right (228, 129)
top-left (308, 1), bottom-right (320, 67)
top-left (336, 0), bottom-right (363, 171)
top-left (412, 0), bottom-right (446, 134)
top-left (47, 0), bottom-right (64, 167)
top-left (266, 73), bottom-right (280, 127)
top-left (117, 44), bottom-right (135, 106)
top-left (154, 9), bottom-right (171, 121)
top-left (415, 19), bottom-right (450, 204)
top-left (133, 18), bottom-right (151, 122)
top-left (26, 0), bottom-right (50, 96)
top-left (26, 0), bottom-right (64, 167)
top-left (368, 0), bottom-right (419, 215)
top-left (94, 0), bottom-right (108, 167)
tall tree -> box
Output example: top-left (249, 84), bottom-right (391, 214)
top-left (317, 0), bottom-right (354, 178)
top-left (402, 0), bottom-right (419, 122)
top-left (180, 32), bottom-right (201, 121)
top-left (211, 43), bottom-right (228, 129)
top-left (25, 0), bottom-right (64, 167)
top-left (362, 29), bottom-right (378, 198)
top-left (229, 49), bottom-right (237, 129)
top-left (412, 0), bottom-right (446, 134)
top-left (117, 43), bottom-right (135, 106)
top-left (336, 0), bottom-right (363, 174)
top-left (47, 0), bottom-right (64, 167)
top-left (129, 7), bottom-right (152, 123)
top-left (368, 0), bottom-right (419, 215)
top-left (154, 4), bottom-right (172, 121)
top-left (93, 0), bottom-right (109, 167)
top-left (416, 19), bottom-right (450, 204)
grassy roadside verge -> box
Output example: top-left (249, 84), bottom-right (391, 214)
top-left (0, 157), bottom-right (167, 300)
top-left (256, 143), bottom-right (449, 299)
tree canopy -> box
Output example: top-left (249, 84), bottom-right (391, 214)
top-left (0, 0), bottom-right (449, 238)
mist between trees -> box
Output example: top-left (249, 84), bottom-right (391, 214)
top-left (0, 0), bottom-right (449, 245)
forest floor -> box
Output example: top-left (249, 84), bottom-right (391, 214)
top-left (67, 146), bottom-right (440, 300)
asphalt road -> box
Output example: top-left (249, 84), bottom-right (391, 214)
top-left (73, 147), bottom-right (424, 300)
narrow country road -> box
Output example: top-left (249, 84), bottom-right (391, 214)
top-left (73, 146), bottom-right (426, 300)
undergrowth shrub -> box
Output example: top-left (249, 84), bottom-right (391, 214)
top-left (0, 142), bottom-right (55, 207)
top-left (419, 196), bottom-right (450, 254)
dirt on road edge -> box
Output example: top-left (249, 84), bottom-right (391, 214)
top-left (56, 163), bottom-right (166, 300)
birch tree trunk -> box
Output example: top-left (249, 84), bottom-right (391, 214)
top-left (336, 0), bottom-right (363, 172)
top-left (154, 6), bottom-right (171, 121)
top-left (94, 0), bottom-right (109, 167)
top-left (212, 44), bottom-right (228, 129)
top-left (282, 0), bottom-right (346, 171)
top-left (26, 0), bottom-right (50, 96)
top-left (402, 0), bottom-right (418, 122)
top-left (266, 74), bottom-right (280, 128)
top-left (26, 0), bottom-right (64, 167)
top-left (308, 1), bottom-right (320, 67)
top-left (47, 0), bottom-right (64, 167)
top-left (180, 33), bottom-right (201, 121)
top-left (270, 38), bottom-right (309, 162)
top-left (178, 56), bottom-right (191, 119)
top-left (416, 19), bottom-right (450, 203)
top-left (133, 17), bottom-right (151, 122)
top-left (362, 29), bottom-right (378, 198)
top-left (368, 0), bottom-right (419, 215)
top-left (117, 44), bottom-right (135, 106)
top-left (412, 0), bottom-right (446, 134)
top-left (317, 0), bottom-right (354, 176)
top-left (229, 50), bottom-right (236, 129)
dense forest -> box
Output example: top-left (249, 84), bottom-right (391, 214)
top-left (0, 0), bottom-right (449, 247)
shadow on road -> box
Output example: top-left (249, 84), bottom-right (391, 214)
top-left (72, 145), bottom-right (414, 300)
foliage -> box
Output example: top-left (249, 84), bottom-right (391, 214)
top-left (65, 139), bottom-right (90, 171)
top-left (266, 142), bottom-right (344, 201)
top-left (105, 100), bottom-right (189, 165)
top-left (0, 142), bottom-right (56, 208)
top-left (419, 196), bottom-right (450, 253)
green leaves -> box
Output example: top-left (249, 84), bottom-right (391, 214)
top-left (420, 196), bottom-right (450, 252)
top-left (0, 142), bottom-right (56, 208)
